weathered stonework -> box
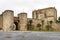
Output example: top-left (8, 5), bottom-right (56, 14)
top-left (18, 13), bottom-right (27, 31)
top-left (32, 7), bottom-right (57, 30)
top-left (0, 7), bottom-right (58, 31)
top-left (3, 10), bottom-right (14, 31)
top-left (0, 15), bottom-right (3, 29)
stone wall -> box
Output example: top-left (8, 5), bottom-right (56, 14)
top-left (0, 7), bottom-right (57, 31)
top-left (32, 7), bottom-right (57, 30)
top-left (0, 15), bottom-right (3, 30)
top-left (3, 10), bottom-right (14, 31)
top-left (45, 7), bottom-right (57, 23)
top-left (18, 13), bottom-right (27, 31)
top-left (32, 7), bottom-right (57, 20)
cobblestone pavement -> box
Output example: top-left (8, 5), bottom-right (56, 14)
top-left (0, 31), bottom-right (60, 40)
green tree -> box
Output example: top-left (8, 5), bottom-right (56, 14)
top-left (29, 20), bottom-right (32, 26)
top-left (58, 17), bottom-right (60, 23)
top-left (36, 23), bottom-right (41, 30)
top-left (41, 20), bottom-right (44, 30)
top-left (58, 17), bottom-right (60, 21)
top-left (37, 23), bottom-right (41, 28)
top-left (46, 24), bottom-right (51, 31)
top-left (49, 21), bottom-right (53, 30)
top-left (28, 20), bottom-right (33, 30)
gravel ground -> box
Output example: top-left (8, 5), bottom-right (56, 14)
top-left (0, 31), bottom-right (60, 40)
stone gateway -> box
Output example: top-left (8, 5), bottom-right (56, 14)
top-left (0, 7), bottom-right (59, 31)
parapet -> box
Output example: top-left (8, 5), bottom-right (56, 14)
top-left (18, 12), bottom-right (27, 16)
top-left (32, 7), bottom-right (57, 14)
top-left (38, 7), bottom-right (56, 11)
top-left (2, 10), bottom-right (14, 14)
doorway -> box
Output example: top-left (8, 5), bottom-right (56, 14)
top-left (14, 22), bottom-right (19, 30)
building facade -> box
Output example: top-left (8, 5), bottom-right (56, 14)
top-left (32, 7), bottom-right (57, 30)
top-left (0, 7), bottom-right (59, 31)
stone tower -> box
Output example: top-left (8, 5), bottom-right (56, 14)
top-left (3, 10), bottom-right (14, 31)
top-left (18, 13), bottom-right (27, 31)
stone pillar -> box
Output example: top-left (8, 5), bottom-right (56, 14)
top-left (18, 13), bottom-right (27, 31)
top-left (3, 10), bottom-right (14, 31)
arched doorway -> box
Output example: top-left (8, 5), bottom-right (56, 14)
top-left (14, 22), bottom-right (18, 30)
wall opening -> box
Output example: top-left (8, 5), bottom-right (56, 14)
top-left (14, 22), bottom-right (19, 30)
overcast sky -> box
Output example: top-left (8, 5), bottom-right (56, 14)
top-left (0, 0), bottom-right (60, 18)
